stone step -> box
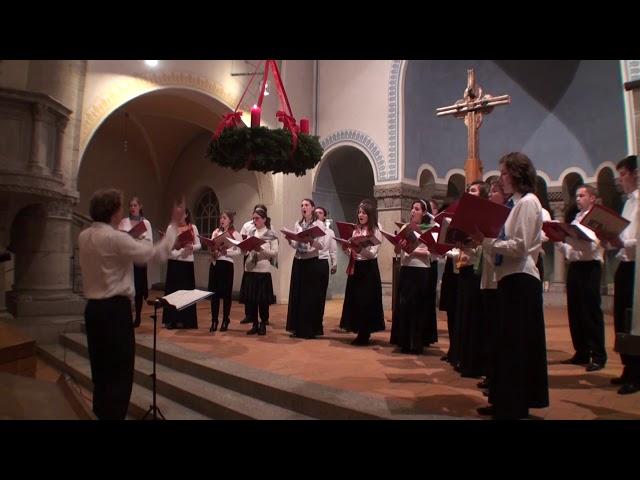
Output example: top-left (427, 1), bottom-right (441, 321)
top-left (58, 334), bottom-right (313, 420)
top-left (67, 332), bottom-right (452, 420)
top-left (37, 344), bottom-right (209, 420)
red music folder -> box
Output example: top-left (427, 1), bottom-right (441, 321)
top-left (542, 222), bottom-right (594, 243)
top-left (336, 221), bottom-right (357, 240)
top-left (448, 192), bottom-right (510, 238)
top-left (580, 204), bottom-right (630, 240)
top-left (126, 221), bottom-right (147, 239)
top-left (228, 236), bottom-right (266, 252)
top-left (280, 225), bottom-right (326, 242)
top-left (198, 233), bottom-right (234, 250)
top-left (419, 228), bottom-right (453, 256)
top-left (175, 228), bottom-right (195, 249)
top-left (335, 235), bottom-right (381, 249)
top-left (381, 226), bottom-right (421, 254)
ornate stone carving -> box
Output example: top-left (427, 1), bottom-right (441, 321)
top-left (374, 182), bottom-right (424, 211)
top-left (46, 199), bottom-right (74, 219)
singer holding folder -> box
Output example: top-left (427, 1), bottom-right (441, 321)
top-left (208, 211), bottom-right (242, 332)
top-left (241, 206), bottom-right (278, 336)
top-left (163, 208), bottom-right (201, 329)
top-left (339, 200), bottom-right (385, 346)
top-left (285, 198), bottom-right (327, 339)
top-left (472, 152), bottom-right (549, 420)
top-left (118, 196), bottom-right (153, 328)
top-left (390, 199), bottom-right (434, 354)
top-left (78, 188), bottom-right (181, 420)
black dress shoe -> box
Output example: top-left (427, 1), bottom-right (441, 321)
top-left (585, 362), bottom-right (604, 372)
top-left (560, 355), bottom-right (589, 365)
top-left (610, 376), bottom-right (626, 385)
top-left (440, 354), bottom-right (449, 362)
top-left (618, 382), bottom-right (640, 395)
top-left (209, 320), bottom-right (219, 332)
top-left (351, 337), bottom-right (369, 346)
top-left (240, 317), bottom-right (252, 324)
top-left (220, 318), bottom-right (230, 332)
top-left (476, 405), bottom-right (495, 416)
top-left (477, 379), bottom-right (490, 389)
top-left (247, 323), bottom-right (259, 335)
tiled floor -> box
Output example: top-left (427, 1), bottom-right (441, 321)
top-left (128, 291), bottom-right (640, 420)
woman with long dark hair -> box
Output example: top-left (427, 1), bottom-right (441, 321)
top-left (390, 199), bottom-right (434, 354)
top-left (208, 210), bottom-right (242, 332)
top-left (240, 206), bottom-right (278, 336)
top-left (285, 198), bottom-right (327, 339)
top-left (473, 152), bottom-right (549, 420)
top-left (163, 208), bottom-right (201, 329)
top-left (339, 200), bottom-right (385, 346)
top-left (118, 196), bottom-right (152, 328)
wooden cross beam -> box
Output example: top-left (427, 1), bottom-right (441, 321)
top-left (436, 69), bottom-right (511, 183)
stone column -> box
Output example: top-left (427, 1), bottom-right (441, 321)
top-left (549, 200), bottom-right (566, 293)
top-left (53, 116), bottom-right (68, 178)
top-left (28, 103), bottom-right (47, 173)
top-left (374, 183), bottom-right (423, 306)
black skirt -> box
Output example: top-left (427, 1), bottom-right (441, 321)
top-left (428, 260), bottom-right (439, 343)
top-left (133, 265), bottom-right (148, 299)
top-left (481, 288), bottom-right (499, 379)
top-left (208, 260), bottom-right (234, 300)
top-left (439, 257), bottom-right (457, 312)
top-left (390, 266), bottom-right (433, 351)
top-left (163, 259), bottom-right (198, 329)
top-left (340, 259), bottom-right (385, 334)
top-left (286, 257), bottom-right (326, 338)
top-left (456, 265), bottom-right (485, 377)
top-left (489, 273), bottom-right (549, 418)
top-left (240, 272), bottom-right (275, 305)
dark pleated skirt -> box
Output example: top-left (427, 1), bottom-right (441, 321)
top-left (239, 272), bottom-right (275, 305)
top-left (481, 288), bottom-right (499, 380)
top-left (340, 259), bottom-right (385, 334)
top-left (439, 257), bottom-right (457, 312)
top-left (163, 259), bottom-right (198, 329)
top-left (428, 260), bottom-right (439, 343)
top-left (133, 265), bottom-right (148, 299)
top-left (390, 266), bottom-right (433, 351)
top-left (286, 257), bottom-right (326, 338)
top-left (457, 265), bottom-right (485, 377)
top-left (489, 273), bottom-right (549, 418)
top-left (208, 260), bottom-right (234, 300)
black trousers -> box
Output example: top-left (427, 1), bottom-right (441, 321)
top-left (84, 296), bottom-right (135, 420)
top-left (614, 261), bottom-right (640, 379)
top-left (566, 261), bottom-right (606, 364)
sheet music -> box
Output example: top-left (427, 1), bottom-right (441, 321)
top-left (161, 289), bottom-right (213, 310)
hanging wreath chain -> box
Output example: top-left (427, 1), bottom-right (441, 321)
top-left (206, 126), bottom-right (323, 177)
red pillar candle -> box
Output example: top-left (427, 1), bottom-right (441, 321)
top-left (251, 105), bottom-right (261, 127)
top-left (299, 118), bottom-right (310, 134)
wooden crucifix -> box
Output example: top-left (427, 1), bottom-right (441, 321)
top-left (436, 69), bottom-right (511, 183)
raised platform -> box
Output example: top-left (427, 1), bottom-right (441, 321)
top-left (37, 292), bottom-right (640, 420)
top-left (0, 320), bottom-right (36, 377)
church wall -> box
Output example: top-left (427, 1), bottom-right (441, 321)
top-left (403, 60), bottom-right (628, 185)
top-left (317, 60), bottom-right (392, 181)
top-left (0, 61), bottom-right (30, 90)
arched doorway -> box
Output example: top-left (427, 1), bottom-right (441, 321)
top-left (77, 88), bottom-right (269, 294)
top-left (312, 146), bottom-right (375, 299)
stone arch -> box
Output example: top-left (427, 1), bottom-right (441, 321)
top-left (597, 165), bottom-right (622, 212)
top-left (418, 167), bottom-right (436, 199)
top-left (317, 130), bottom-right (384, 186)
top-left (562, 171), bottom-right (584, 222)
top-left (446, 173), bottom-right (466, 199)
top-left (387, 60), bottom-right (404, 182)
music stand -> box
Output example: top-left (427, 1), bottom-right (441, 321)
top-left (142, 298), bottom-right (165, 420)
top-left (141, 290), bottom-right (214, 420)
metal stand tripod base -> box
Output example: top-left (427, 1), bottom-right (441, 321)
top-left (141, 300), bottom-right (166, 420)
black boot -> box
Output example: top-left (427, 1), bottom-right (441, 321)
top-left (220, 318), bottom-right (230, 332)
top-left (258, 321), bottom-right (267, 336)
top-left (247, 321), bottom-right (259, 335)
top-left (209, 320), bottom-right (219, 332)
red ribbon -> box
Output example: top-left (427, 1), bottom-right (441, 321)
top-left (212, 112), bottom-right (243, 140)
top-left (346, 248), bottom-right (356, 276)
top-left (276, 110), bottom-right (299, 151)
